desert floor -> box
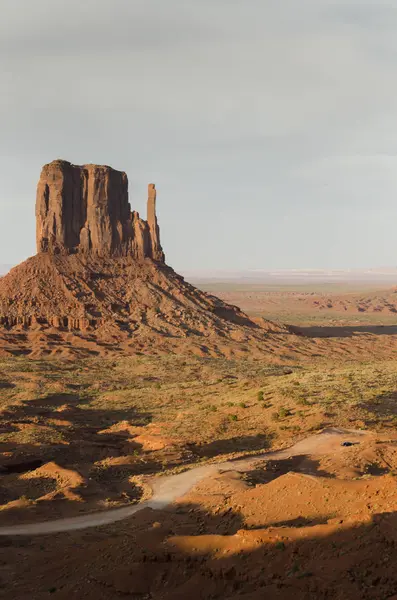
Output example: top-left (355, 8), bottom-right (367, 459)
top-left (3, 282), bottom-right (397, 599)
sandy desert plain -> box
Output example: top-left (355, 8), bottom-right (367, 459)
top-left (2, 162), bottom-right (397, 599)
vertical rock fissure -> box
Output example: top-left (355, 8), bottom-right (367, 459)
top-left (36, 160), bottom-right (165, 262)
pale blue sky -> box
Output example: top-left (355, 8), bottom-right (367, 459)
top-left (2, 0), bottom-right (397, 271)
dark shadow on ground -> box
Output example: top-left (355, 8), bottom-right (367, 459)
top-left (0, 392), bottom-right (161, 514)
top-left (358, 389), bottom-right (397, 433)
top-left (241, 455), bottom-right (334, 486)
top-left (211, 305), bottom-right (260, 329)
top-left (3, 500), bottom-right (397, 599)
top-left (290, 324), bottom-right (397, 338)
top-left (0, 394), bottom-right (276, 522)
top-left (187, 433), bottom-right (275, 458)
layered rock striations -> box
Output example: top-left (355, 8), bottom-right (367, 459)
top-left (36, 160), bottom-right (164, 261)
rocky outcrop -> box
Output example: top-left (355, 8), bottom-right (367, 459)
top-left (147, 184), bottom-right (165, 262)
top-left (36, 160), bottom-right (164, 262)
top-left (0, 157), bottom-right (287, 358)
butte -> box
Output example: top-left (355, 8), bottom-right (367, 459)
top-left (0, 160), bottom-right (288, 358)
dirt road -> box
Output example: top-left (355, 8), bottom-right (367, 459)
top-left (0, 428), bottom-right (364, 536)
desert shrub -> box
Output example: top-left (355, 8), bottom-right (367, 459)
top-left (216, 419), bottom-right (229, 434)
top-left (290, 425), bottom-right (301, 432)
top-left (278, 407), bottom-right (291, 418)
top-left (257, 391), bottom-right (264, 402)
top-left (239, 402), bottom-right (247, 409)
top-left (201, 404), bottom-right (217, 412)
top-left (272, 407), bottom-right (292, 420)
top-left (229, 414), bottom-right (238, 422)
top-left (296, 398), bottom-right (310, 406)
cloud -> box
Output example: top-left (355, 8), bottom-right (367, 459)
top-left (297, 154), bottom-right (397, 178)
top-left (1, 0), bottom-right (397, 269)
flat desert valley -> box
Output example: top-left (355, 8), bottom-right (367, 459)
top-left (3, 274), bottom-right (397, 597)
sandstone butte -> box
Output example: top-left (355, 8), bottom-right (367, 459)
top-left (0, 159), bottom-right (288, 358)
top-left (36, 160), bottom-right (165, 261)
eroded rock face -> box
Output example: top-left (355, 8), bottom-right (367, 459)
top-left (36, 160), bottom-right (164, 261)
top-left (147, 184), bottom-right (165, 262)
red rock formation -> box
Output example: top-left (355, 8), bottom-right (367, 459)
top-left (147, 184), bottom-right (165, 262)
top-left (36, 160), bottom-right (165, 262)
top-left (0, 158), bottom-right (287, 358)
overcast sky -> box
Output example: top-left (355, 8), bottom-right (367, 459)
top-left (2, 0), bottom-right (397, 272)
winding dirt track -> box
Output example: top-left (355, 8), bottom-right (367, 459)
top-left (0, 428), bottom-right (364, 536)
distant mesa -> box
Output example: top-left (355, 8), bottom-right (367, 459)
top-left (36, 159), bottom-right (164, 261)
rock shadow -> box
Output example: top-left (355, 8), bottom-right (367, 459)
top-left (242, 454), bottom-right (334, 487)
top-left (5, 503), bottom-right (397, 599)
top-left (290, 324), bottom-right (397, 338)
top-left (188, 432), bottom-right (275, 459)
top-left (0, 392), bottom-right (157, 514)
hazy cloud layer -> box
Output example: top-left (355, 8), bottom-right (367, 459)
top-left (2, 0), bottom-right (397, 270)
